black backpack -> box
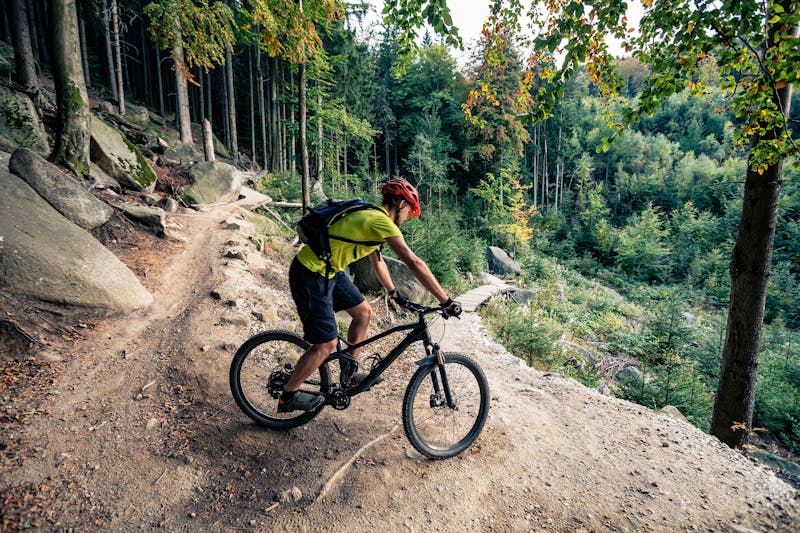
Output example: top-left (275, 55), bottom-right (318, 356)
top-left (296, 199), bottom-right (384, 277)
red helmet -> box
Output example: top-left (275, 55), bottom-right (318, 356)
top-left (381, 178), bottom-right (421, 216)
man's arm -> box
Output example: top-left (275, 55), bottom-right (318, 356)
top-left (369, 251), bottom-right (395, 293)
top-left (381, 235), bottom-right (449, 304)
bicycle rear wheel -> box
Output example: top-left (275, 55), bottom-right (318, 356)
top-left (402, 353), bottom-right (489, 459)
top-left (230, 330), bottom-right (330, 429)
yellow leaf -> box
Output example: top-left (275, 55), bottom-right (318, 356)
top-left (686, 22), bottom-right (695, 34)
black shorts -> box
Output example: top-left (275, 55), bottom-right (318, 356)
top-left (289, 258), bottom-right (365, 345)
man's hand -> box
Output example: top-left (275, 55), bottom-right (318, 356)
top-left (388, 288), bottom-right (411, 307)
top-left (442, 298), bottom-right (462, 318)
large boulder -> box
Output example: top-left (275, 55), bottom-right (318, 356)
top-left (180, 161), bottom-right (242, 205)
top-left (486, 246), bottom-right (522, 276)
top-left (0, 170), bottom-right (153, 311)
top-left (161, 142), bottom-right (203, 166)
top-left (0, 86), bottom-right (50, 155)
top-left (9, 148), bottom-right (113, 230)
top-left (349, 255), bottom-right (426, 302)
top-left (119, 204), bottom-right (166, 235)
top-left (90, 114), bottom-right (157, 191)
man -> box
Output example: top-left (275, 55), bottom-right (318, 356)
top-left (280, 178), bottom-right (461, 412)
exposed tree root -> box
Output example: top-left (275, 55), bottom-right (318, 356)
top-left (315, 424), bottom-right (399, 502)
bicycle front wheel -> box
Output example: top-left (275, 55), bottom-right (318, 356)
top-left (402, 353), bottom-right (489, 459)
top-left (230, 330), bottom-right (330, 430)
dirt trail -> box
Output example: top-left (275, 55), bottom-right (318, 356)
top-left (3, 195), bottom-right (798, 531)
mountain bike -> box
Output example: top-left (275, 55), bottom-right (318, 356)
top-left (229, 300), bottom-right (490, 459)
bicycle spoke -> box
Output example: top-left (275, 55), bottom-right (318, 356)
top-left (403, 354), bottom-right (489, 458)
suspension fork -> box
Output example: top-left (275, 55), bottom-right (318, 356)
top-left (419, 343), bottom-right (456, 409)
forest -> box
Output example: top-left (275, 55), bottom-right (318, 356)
top-left (2, 1), bottom-right (798, 454)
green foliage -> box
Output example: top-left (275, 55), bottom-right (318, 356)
top-left (382, 0), bottom-right (462, 71)
top-left (483, 300), bottom-right (563, 368)
top-left (616, 355), bottom-right (714, 431)
top-left (400, 206), bottom-right (472, 288)
top-left (754, 324), bottom-right (800, 452)
top-left (144, 0), bottom-right (236, 70)
top-left (615, 204), bottom-right (670, 283)
top-left (254, 172), bottom-right (303, 202)
top-left (251, 0), bottom-right (344, 63)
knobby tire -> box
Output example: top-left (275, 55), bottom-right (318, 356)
top-left (402, 353), bottom-right (489, 459)
top-left (229, 330), bottom-right (330, 430)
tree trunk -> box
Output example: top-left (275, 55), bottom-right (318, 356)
top-left (49, 0), bottom-right (90, 175)
top-left (710, 80), bottom-right (793, 448)
top-left (317, 83), bottom-right (323, 177)
top-left (222, 67), bottom-right (230, 148)
top-left (203, 118), bottom-right (215, 162)
top-left (140, 23), bottom-right (151, 106)
top-left (77, 1), bottom-right (89, 89)
top-left (111, 0), bottom-right (124, 114)
top-left (156, 50), bottom-right (165, 116)
top-left (206, 67), bottom-right (213, 129)
top-left (289, 68), bottom-right (296, 174)
top-left (33, 0), bottom-right (49, 72)
top-left (102, 0), bottom-right (117, 101)
top-left (299, 54), bottom-right (310, 210)
top-left (174, 42), bottom-right (193, 144)
top-left (10, 0), bottom-right (38, 91)
top-left (271, 57), bottom-right (280, 172)
top-left (1, 1), bottom-right (10, 42)
top-left (198, 68), bottom-right (205, 122)
top-left (249, 47), bottom-right (256, 169)
top-left (257, 46), bottom-right (267, 170)
top-left (225, 45), bottom-right (239, 165)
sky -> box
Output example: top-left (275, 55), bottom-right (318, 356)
top-left (361, 1), bottom-right (642, 68)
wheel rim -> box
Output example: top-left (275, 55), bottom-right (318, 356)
top-left (408, 361), bottom-right (485, 452)
top-left (237, 336), bottom-right (323, 422)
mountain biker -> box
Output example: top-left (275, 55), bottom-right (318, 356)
top-left (280, 178), bottom-right (462, 413)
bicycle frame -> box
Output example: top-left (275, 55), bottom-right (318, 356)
top-left (323, 310), bottom-right (441, 397)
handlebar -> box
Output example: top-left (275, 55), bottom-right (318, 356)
top-left (395, 298), bottom-right (462, 319)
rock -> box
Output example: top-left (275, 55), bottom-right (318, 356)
top-left (90, 114), bottom-right (157, 191)
top-left (157, 197), bottom-right (179, 213)
top-left (89, 162), bottom-right (122, 193)
top-left (180, 161), bottom-right (242, 206)
top-left (124, 102), bottom-right (151, 126)
top-left (279, 487), bottom-right (303, 504)
top-left (0, 86), bottom-right (50, 155)
top-left (9, 148), bottom-right (113, 230)
top-left (146, 418), bottom-right (160, 430)
top-left (486, 246), bottom-right (522, 276)
top-left (349, 255), bottom-right (426, 301)
top-left (148, 111), bottom-right (166, 126)
top-left (119, 204), bottom-right (166, 235)
top-left (748, 450), bottom-right (800, 480)
top-left (0, 170), bottom-right (153, 311)
top-left (161, 142), bottom-right (203, 166)
top-left (140, 193), bottom-right (160, 206)
top-left (659, 405), bottom-right (689, 423)
top-left (220, 315), bottom-right (250, 328)
top-left (509, 288), bottom-right (535, 305)
top-left (97, 100), bottom-right (116, 114)
top-left (164, 229), bottom-right (190, 243)
top-left (616, 366), bottom-right (645, 386)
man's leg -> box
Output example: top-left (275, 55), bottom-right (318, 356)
top-left (345, 300), bottom-right (371, 359)
top-left (283, 338), bottom-right (337, 392)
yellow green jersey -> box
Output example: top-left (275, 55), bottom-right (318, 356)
top-left (296, 207), bottom-right (402, 277)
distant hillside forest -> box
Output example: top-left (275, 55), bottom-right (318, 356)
top-left (2, 2), bottom-right (799, 451)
